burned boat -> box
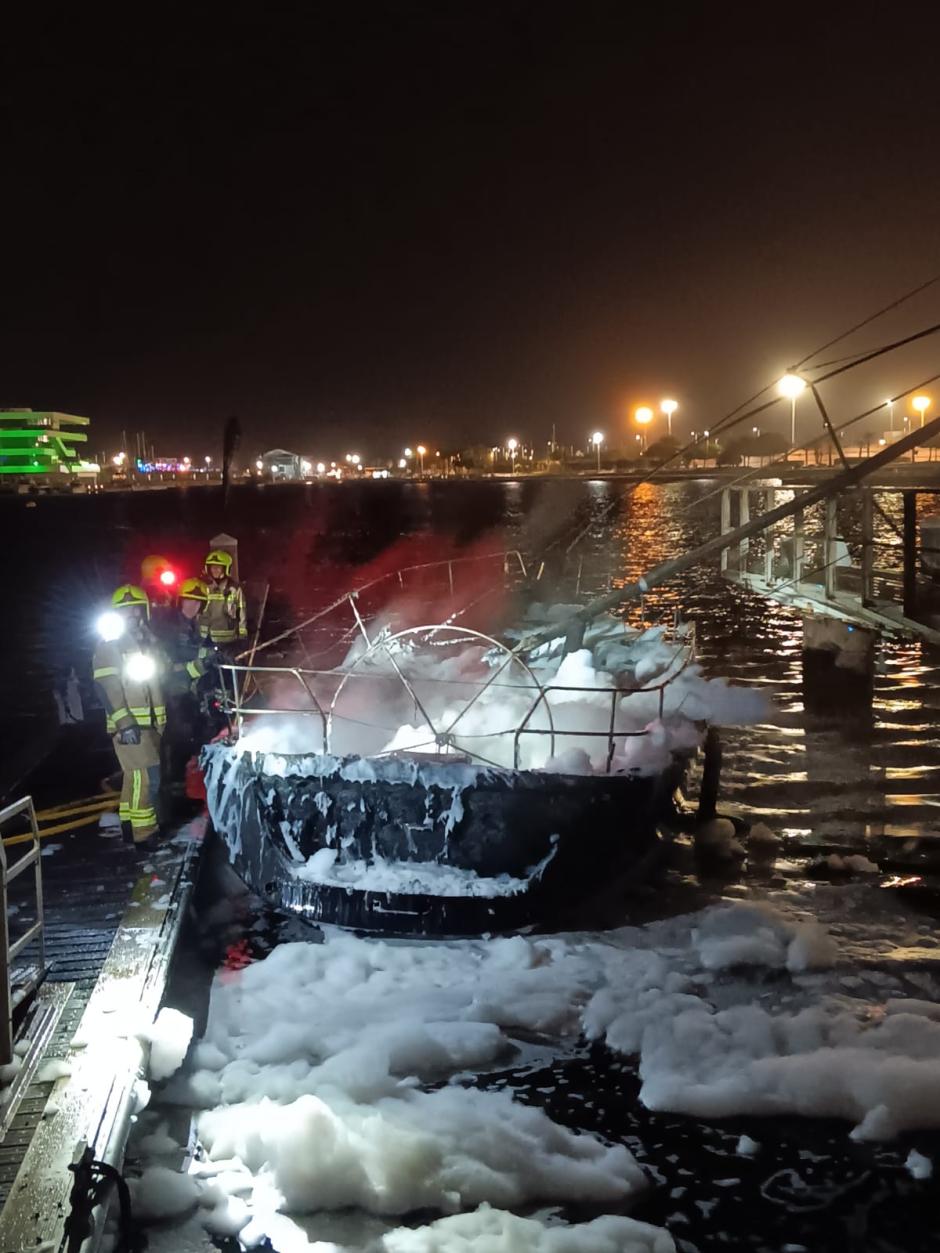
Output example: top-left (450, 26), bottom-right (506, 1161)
top-left (203, 550), bottom-right (719, 935)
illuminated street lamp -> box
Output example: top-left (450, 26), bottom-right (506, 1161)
top-left (255, 458), bottom-right (263, 472)
top-left (778, 373), bottom-right (806, 447)
top-left (660, 398), bottom-right (678, 436)
top-left (913, 394), bottom-right (931, 427)
top-left (591, 430), bottom-right (603, 473)
top-left (404, 447), bottom-right (413, 458)
top-left (416, 444), bottom-right (427, 473)
top-left (885, 398), bottom-right (895, 433)
top-left (634, 406), bottom-right (653, 451)
top-left (350, 453), bottom-right (361, 467)
top-left (398, 458), bottom-right (407, 469)
top-left (316, 462), bottom-right (326, 474)
top-left (506, 437), bottom-right (518, 472)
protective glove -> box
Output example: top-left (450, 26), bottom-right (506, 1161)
top-left (118, 725), bottom-right (141, 745)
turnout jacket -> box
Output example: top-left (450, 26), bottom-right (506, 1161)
top-left (92, 627), bottom-right (166, 734)
top-left (199, 577), bottom-right (247, 644)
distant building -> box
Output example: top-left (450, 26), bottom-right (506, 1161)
top-left (261, 448), bottom-right (302, 479)
top-left (0, 409), bottom-right (99, 481)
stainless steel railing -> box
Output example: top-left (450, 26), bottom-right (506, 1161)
top-left (0, 798), bottom-right (46, 1065)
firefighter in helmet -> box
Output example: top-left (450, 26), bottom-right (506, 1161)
top-left (163, 578), bottom-right (221, 784)
top-left (200, 549), bottom-right (247, 650)
top-left (92, 585), bottom-right (166, 844)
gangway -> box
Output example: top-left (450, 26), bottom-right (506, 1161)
top-left (719, 481), bottom-right (940, 647)
top-left (521, 413), bottom-right (940, 658)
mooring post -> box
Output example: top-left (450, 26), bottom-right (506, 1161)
top-left (903, 491), bottom-right (918, 619)
top-left (697, 726), bottom-right (722, 822)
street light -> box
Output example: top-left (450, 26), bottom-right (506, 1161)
top-left (316, 462), bottom-right (326, 474)
top-left (885, 398), bottom-right (895, 433)
top-left (660, 398), bottom-right (678, 436)
top-left (778, 373), bottom-right (806, 447)
top-left (255, 458), bottom-right (263, 472)
top-left (634, 406), bottom-right (653, 451)
top-left (351, 453), bottom-right (361, 467)
top-left (506, 437), bottom-right (518, 472)
top-left (404, 447), bottom-right (413, 458)
top-left (416, 444), bottom-right (427, 473)
top-left (913, 394), bottom-right (931, 427)
top-left (591, 430), bottom-right (603, 473)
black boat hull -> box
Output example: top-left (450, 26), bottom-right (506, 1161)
top-left (202, 743), bottom-right (685, 936)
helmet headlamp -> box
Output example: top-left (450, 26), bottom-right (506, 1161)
top-left (96, 611), bottom-right (126, 642)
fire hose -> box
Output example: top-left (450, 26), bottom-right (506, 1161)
top-left (65, 1143), bottom-right (144, 1253)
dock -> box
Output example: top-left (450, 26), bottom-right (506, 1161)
top-left (0, 800), bottom-right (202, 1252)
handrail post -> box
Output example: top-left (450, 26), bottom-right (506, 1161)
top-left (824, 498), bottom-right (838, 599)
top-left (0, 835), bottom-right (10, 1066)
top-left (861, 488), bottom-right (874, 606)
top-left (793, 509), bottom-right (805, 586)
top-left (903, 491), bottom-right (918, 619)
top-left (29, 803), bottom-right (44, 975)
top-left (764, 489), bottom-right (775, 582)
top-left (720, 489), bottom-right (731, 573)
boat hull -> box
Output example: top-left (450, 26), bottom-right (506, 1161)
top-left (202, 743), bottom-right (685, 936)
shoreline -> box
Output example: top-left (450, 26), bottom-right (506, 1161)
top-left (7, 459), bottom-right (940, 499)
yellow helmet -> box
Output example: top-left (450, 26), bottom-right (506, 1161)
top-left (204, 549), bottom-right (233, 575)
top-left (179, 576), bottom-right (209, 603)
top-left (112, 584), bottom-right (150, 617)
top-left (140, 553), bottom-right (172, 583)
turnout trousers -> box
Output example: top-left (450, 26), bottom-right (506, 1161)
top-left (114, 727), bottom-right (162, 842)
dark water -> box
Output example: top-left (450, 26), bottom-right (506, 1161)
top-left (6, 478), bottom-right (940, 872)
top-left (13, 480), bottom-right (939, 1251)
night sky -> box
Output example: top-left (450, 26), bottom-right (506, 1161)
top-left (3, 3), bottom-right (940, 456)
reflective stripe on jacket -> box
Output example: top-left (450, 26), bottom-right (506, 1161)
top-left (93, 634), bottom-right (166, 733)
top-left (200, 579), bottom-right (247, 644)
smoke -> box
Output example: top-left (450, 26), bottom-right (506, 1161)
top-left (237, 618), bottom-right (769, 777)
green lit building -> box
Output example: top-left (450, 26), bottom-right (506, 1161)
top-left (0, 409), bottom-right (99, 481)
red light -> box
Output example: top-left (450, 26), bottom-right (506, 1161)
top-left (159, 569), bottom-right (177, 587)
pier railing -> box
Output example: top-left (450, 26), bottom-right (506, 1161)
top-left (0, 797), bottom-right (46, 1065)
top-left (719, 483), bottom-right (940, 643)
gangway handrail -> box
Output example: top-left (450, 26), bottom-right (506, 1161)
top-left (0, 797), bottom-right (46, 1065)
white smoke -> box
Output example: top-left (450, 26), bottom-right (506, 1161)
top-left (235, 613), bottom-right (768, 777)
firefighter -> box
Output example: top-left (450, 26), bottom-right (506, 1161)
top-left (170, 577), bottom-right (217, 684)
top-left (163, 578), bottom-right (222, 783)
top-left (92, 585), bottom-right (166, 845)
top-left (200, 549), bottom-right (247, 650)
